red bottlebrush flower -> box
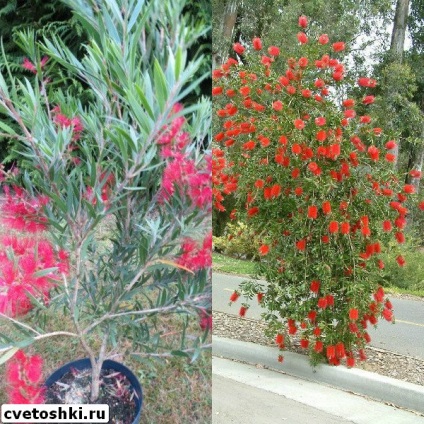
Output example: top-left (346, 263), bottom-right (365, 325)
top-left (288, 325), bottom-right (297, 335)
top-left (419, 201), bottom-right (424, 211)
top-left (359, 349), bottom-right (367, 361)
top-left (340, 222), bottom-right (350, 235)
top-left (296, 239), bottom-right (306, 251)
top-left (315, 117), bottom-right (326, 126)
top-left (317, 297), bottom-right (327, 309)
top-left (308, 310), bottom-right (318, 321)
top-left (382, 308), bottom-right (393, 322)
top-left (363, 95), bottom-right (375, 105)
top-left (335, 342), bottom-right (346, 359)
top-left (333, 71), bottom-right (344, 81)
top-left (294, 187), bottom-right (303, 196)
top-left (349, 308), bottom-right (359, 320)
top-left (233, 42), bottom-right (245, 55)
top-left (385, 153), bottom-right (396, 162)
top-left (294, 119), bottom-right (305, 130)
top-left (374, 286), bottom-right (384, 303)
top-left (360, 115), bottom-right (372, 124)
top-left (326, 294), bottom-right (335, 306)
top-left (259, 244), bottom-right (270, 256)
top-left (404, 184), bottom-right (415, 194)
top-left (292, 168), bottom-right (300, 178)
top-left (318, 34), bottom-right (329, 45)
top-left (300, 339), bottom-right (309, 348)
top-left (302, 89), bottom-right (312, 98)
top-left (199, 310), bottom-right (212, 331)
top-left (385, 299), bottom-right (393, 310)
top-left (367, 146), bottom-right (379, 161)
top-left (230, 291), bottom-right (239, 302)
top-left (329, 221), bottom-right (339, 234)
top-left (395, 232), bottom-right (405, 244)
top-left (358, 77), bottom-right (371, 87)
top-left (239, 86), bottom-right (250, 96)
top-left (394, 216), bottom-right (406, 229)
top-left (308, 205), bottom-right (318, 219)
top-left (326, 345), bottom-right (336, 359)
top-left (382, 220), bottom-right (392, 232)
top-left (343, 98), bottom-right (355, 108)
top-left (272, 100), bottom-right (283, 111)
top-left (275, 333), bottom-right (284, 345)
top-left (291, 144), bottom-right (301, 155)
top-left (346, 357), bottom-right (355, 368)
top-left (243, 140), bottom-right (256, 150)
top-left (270, 184), bottom-right (281, 198)
top-left (298, 15), bottom-right (308, 28)
top-left (314, 340), bottom-right (324, 353)
top-left (255, 179), bottom-right (265, 189)
top-left (247, 206), bottom-right (259, 217)
top-left (333, 42), bottom-right (345, 52)
top-left (298, 56), bottom-right (308, 67)
top-left (308, 162), bottom-right (318, 173)
top-left (310, 280), bottom-right (320, 293)
top-left (396, 255), bottom-right (406, 267)
top-left (410, 170), bottom-right (422, 178)
top-left (322, 201), bottom-right (332, 215)
top-left (321, 235), bottom-right (330, 243)
top-left (385, 140), bottom-right (397, 150)
top-left (239, 306), bottom-right (248, 317)
top-left (344, 109), bottom-right (356, 119)
top-left (212, 87), bottom-right (223, 96)
top-left (252, 37), bottom-right (262, 50)
top-left (297, 32), bottom-right (308, 44)
top-left (257, 293), bottom-right (264, 303)
top-left (349, 322), bottom-right (358, 333)
top-left (278, 355), bottom-right (284, 363)
top-left (314, 78), bottom-right (325, 88)
top-left (315, 130), bottom-right (327, 142)
top-left (313, 326), bottom-right (321, 336)
top-left (268, 46), bottom-right (280, 56)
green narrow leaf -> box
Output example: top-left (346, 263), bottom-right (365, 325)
top-left (128, 0), bottom-right (145, 32)
top-left (153, 59), bottom-right (169, 111)
top-left (0, 347), bottom-right (19, 365)
top-left (33, 267), bottom-right (59, 278)
top-left (0, 121), bottom-right (16, 136)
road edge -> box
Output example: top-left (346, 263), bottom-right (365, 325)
top-left (213, 335), bottom-right (424, 415)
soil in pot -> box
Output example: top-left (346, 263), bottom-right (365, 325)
top-left (45, 367), bottom-right (138, 424)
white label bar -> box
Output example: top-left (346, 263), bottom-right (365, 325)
top-left (1, 404), bottom-right (109, 423)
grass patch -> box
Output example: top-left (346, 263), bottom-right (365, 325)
top-left (212, 252), bottom-right (256, 276)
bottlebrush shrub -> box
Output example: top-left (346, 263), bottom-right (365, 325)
top-left (0, 0), bottom-right (211, 403)
top-left (212, 17), bottom-right (422, 367)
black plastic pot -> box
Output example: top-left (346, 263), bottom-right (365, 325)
top-left (44, 358), bottom-right (142, 424)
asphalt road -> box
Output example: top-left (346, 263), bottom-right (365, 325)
top-left (212, 272), bottom-right (424, 359)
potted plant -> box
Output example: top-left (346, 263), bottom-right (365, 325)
top-left (212, 15), bottom-right (422, 367)
top-left (0, 0), bottom-right (211, 420)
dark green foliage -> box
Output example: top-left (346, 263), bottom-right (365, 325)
top-left (0, 0), bottom-right (86, 166)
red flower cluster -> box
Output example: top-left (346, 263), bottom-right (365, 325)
top-left (22, 56), bottom-right (48, 74)
top-left (159, 106), bottom-right (212, 210)
top-left (177, 232), bottom-right (212, 271)
top-left (0, 187), bottom-right (69, 317)
top-left (6, 350), bottom-right (45, 403)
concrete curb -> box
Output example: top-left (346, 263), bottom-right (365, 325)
top-left (213, 336), bottom-right (424, 415)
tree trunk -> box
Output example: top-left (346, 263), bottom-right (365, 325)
top-left (389, 0), bottom-right (410, 166)
top-left (390, 0), bottom-right (410, 63)
top-left (216, 0), bottom-right (239, 65)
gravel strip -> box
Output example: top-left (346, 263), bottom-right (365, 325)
top-left (213, 311), bottom-right (424, 386)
